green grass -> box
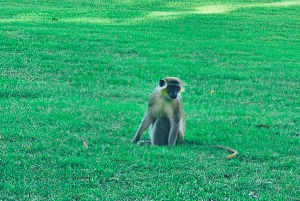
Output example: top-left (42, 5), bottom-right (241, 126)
top-left (1, 0), bottom-right (300, 200)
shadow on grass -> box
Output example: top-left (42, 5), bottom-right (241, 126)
top-left (1, 1), bottom-right (299, 25)
top-left (0, 91), bottom-right (40, 99)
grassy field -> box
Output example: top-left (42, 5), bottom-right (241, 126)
top-left (1, 0), bottom-right (300, 200)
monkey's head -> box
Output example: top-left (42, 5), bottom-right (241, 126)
top-left (159, 77), bottom-right (183, 99)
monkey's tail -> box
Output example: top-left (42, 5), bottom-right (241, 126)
top-left (213, 145), bottom-right (238, 159)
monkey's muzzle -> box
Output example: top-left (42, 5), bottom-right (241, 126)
top-left (167, 85), bottom-right (180, 99)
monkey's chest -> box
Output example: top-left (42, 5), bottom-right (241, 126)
top-left (151, 99), bottom-right (173, 118)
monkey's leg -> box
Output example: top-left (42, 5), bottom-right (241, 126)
top-left (177, 119), bottom-right (185, 144)
top-left (150, 117), bottom-right (170, 145)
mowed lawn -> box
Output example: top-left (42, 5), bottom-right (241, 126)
top-left (0, 0), bottom-right (299, 200)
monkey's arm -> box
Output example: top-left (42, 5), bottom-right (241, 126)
top-left (168, 126), bottom-right (178, 145)
top-left (131, 112), bottom-right (153, 143)
top-left (168, 114), bottom-right (180, 146)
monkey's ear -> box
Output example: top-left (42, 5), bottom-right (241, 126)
top-left (159, 79), bottom-right (166, 87)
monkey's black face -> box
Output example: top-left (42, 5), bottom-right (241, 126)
top-left (167, 85), bottom-right (180, 99)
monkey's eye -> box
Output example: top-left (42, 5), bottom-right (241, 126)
top-left (159, 79), bottom-right (166, 87)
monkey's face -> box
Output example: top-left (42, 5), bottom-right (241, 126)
top-left (159, 78), bottom-right (181, 100)
top-left (167, 85), bottom-right (180, 99)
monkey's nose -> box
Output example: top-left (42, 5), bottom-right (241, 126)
top-left (169, 92), bottom-right (177, 99)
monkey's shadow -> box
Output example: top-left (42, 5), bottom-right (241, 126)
top-left (137, 140), bottom-right (205, 147)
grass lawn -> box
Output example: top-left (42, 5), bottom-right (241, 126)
top-left (1, 0), bottom-right (300, 200)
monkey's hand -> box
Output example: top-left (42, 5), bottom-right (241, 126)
top-left (131, 137), bottom-right (140, 143)
top-left (138, 140), bottom-right (151, 146)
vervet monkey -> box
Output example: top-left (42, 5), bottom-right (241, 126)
top-left (131, 77), bottom-right (238, 159)
top-left (131, 77), bottom-right (185, 146)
